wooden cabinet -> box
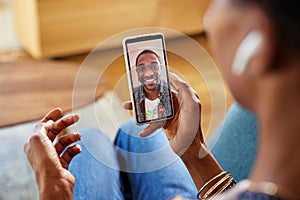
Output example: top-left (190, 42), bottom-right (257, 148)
top-left (13, 0), bottom-right (210, 59)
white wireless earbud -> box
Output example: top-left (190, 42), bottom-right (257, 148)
top-left (232, 30), bottom-right (263, 75)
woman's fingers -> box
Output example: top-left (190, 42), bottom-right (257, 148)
top-left (24, 125), bottom-right (62, 173)
top-left (55, 132), bottom-right (81, 156)
top-left (169, 73), bottom-right (200, 104)
top-left (139, 121), bottom-right (165, 137)
top-left (60, 144), bottom-right (82, 169)
top-left (41, 108), bottom-right (63, 123)
top-left (25, 108), bottom-right (82, 178)
top-left (123, 101), bottom-right (133, 110)
top-left (168, 73), bottom-right (201, 155)
top-left (46, 114), bottom-right (80, 141)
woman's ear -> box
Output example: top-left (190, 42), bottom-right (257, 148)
top-left (231, 7), bottom-right (277, 77)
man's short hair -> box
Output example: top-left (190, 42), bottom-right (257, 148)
top-left (135, 49), bottom-right (161, 67)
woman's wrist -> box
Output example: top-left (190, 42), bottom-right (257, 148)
top-left (36, 172), bottom-right (74, 200)
top-left (181, 134), bottom-right (223, 189)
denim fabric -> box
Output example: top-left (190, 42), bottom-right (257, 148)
top-left (69, 127), bottom-right (124, 200)
top-left (114, 118), bottom-right (198, 200)
top-left (69, 102), bottom-right (257, 199)
top-left (69, 119), bottom-right (197, 200)
top-left (208, 103), bottom-right (258, 182)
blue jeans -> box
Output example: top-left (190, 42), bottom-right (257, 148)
top-left (69, 118), bottom-right (197, 200)
top-left (69, 103), bottom-right (257, 199)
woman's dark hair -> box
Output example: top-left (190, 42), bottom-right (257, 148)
top-left (234, 0), bottom-right (300, 54)
top-left (135, 49), bottom-right (161, 66)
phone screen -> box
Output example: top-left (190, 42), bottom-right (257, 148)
top-left (123, 33), bottom-right (174, 125)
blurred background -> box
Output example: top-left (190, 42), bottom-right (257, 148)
top-left (0, 0), bottom-right (234, 199)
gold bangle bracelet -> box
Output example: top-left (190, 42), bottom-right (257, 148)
top-left (197, 171), bottom-right (227, 197)
top-left (209, 177), bottom-right (234, 199)
top-left (202, 174), bottom-right (232, 199)
top-left (201, 175), bottom-right (231, 199)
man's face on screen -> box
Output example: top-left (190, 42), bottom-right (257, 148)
top-left (136, 53), bottom-right (161, 91)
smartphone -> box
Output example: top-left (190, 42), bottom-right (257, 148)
top-left (122, 33), bottom-right (174, 125)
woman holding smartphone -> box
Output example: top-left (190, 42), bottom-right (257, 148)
top-left (24, 0), bottom-right (300, 199)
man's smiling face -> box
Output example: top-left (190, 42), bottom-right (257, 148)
top-left (136, 52), bottom-right (161, 91)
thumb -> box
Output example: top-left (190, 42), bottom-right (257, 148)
top-left (139, 121), bottom-right (165, 137)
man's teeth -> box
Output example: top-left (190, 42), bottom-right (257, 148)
top-left (145, 79), bottom-right (155, 83)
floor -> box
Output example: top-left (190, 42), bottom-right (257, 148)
top-left (0, 0), bottom-right (234, 199)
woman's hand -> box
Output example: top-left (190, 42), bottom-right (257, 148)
top-left (24, 108), bottom-right (81, 199)
top-left (124, 73), bottom-right (223, 188)
top-left (124, 73), bottom-right (204, 156)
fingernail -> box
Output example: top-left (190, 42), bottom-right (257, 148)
top-left (75, 144), bottom-right (82, 152)
top-left (74, 132), bottom-right (81, 138)
top-left (72, 114), bottom-right (80, 122)
top-left (138, 132), bottom-right (145, 137)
